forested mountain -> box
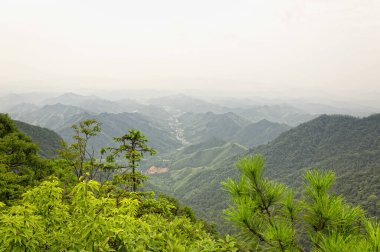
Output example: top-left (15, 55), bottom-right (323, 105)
top-left (230, 119), bottom-right (291, 147)
top-left (42, 92), bottom-right (98, 106)
top-left (0, 114), bottom-right (54, 203)
top-left (2, 92), bottom-right (375, 127)
top-left (42, 93), bottom-right (171, 121)
top-left (231, 104), bottom-right (316, 126)
top-left (0, 114), bottom-right (238, 251)
top-left (7, 93), bottom-right (171, 123)
top-left (2, 92), bottom-right (379, 232)
top-left (57, 112), bottom-right (180, 154)
top-left (8, 102), bottom-right (179, 154)
top-left (148, 94), bottom-right (228, 114)
top-left (14, 120), bottom-right (62, 158)
top-left (148, 94), bottom-right (316, 126)
top-left (8, 95), bottom-right (294, 155)
top-left (1, 98), bottom-right (379, 249)
top-left (42, 92), bottom-right (143, 112)
top-left (146, 114), bottom-right (380, 232)
top-left (178, 112), bottom-right (251, 143)
top-left (178, 112), bottom-right (291, 147)
top-left (6, 102), bottom-right (40, 116)
top-left (248, 114), bottom-right (380, 216)
top-left (145, 141), bottom-right (248, 226)
top-left (10, 103), bottom-right (91, 130)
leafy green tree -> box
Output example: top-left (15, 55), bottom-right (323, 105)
top-left (223, 155), bottom-right (380, 251)
top-left (108, 129), bottom-right (156, 192)
top-left (0, 114), bottom-right (52, 204)
top-left (59, 119), bottom-right (102, 180)
top-left (0, 113), bottom-right (17, 138)
top-left (0, 177), bottom-right (238, 251)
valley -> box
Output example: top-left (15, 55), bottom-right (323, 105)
top-left (2, 2), bottom-right (379, 249)
top-left (1, 92), bottom-right (379, 233)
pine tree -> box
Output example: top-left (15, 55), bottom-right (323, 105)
top-left (223, 155), bottom-right (380, 251)
top-left (108, 129), bottom-right (156, 192)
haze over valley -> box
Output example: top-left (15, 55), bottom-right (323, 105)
top-left (1, 91), bottom-right (379, 233)
top-left (1, 0), bottom-right (379, 250)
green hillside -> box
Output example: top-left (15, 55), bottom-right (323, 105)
top-left (178, 112), bottom-right (291, 147)
top-left (248, 114), bottom-right (380, 216)
top-left (145, 141), bottom-right (248, 230)
top-left (11, 103), bottom-right (91, 130)
top-left (14, 120), bottom-right (62, 158)
top-left (147, 114), bottom-right (380, 233)
top-left (0, 113), bottom-right (238, 251)
top-left (58, 112), bottom-right (180, 154)
top-left (231, 104), bottom-right (316, 126)
top-left (178, 112), bottom-right (250, 143)
top-left (230, 119), bottom-right (291, 147)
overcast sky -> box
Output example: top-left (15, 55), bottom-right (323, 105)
top-left (0, 0), bottom-right (379, 104)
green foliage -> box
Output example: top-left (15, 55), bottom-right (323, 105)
top-left (0, 116), bottom-right (237, 251)
top-left (0, 114), bottom-right (17, 138)
top-left (147, 114), bottom-right (380, 234)
top-left (0, 178), bottom-right (238, 251)
top-left (0, 114), bottom-right (52, 204)
top-left (13, 100), bottom-right (180, 154)
top-left (59, 119), bottom-right (103, 180)
top-left (145, 140), bottom-right (247, 232)
top-left (223, 154), bottom-right (380, 251)
top-left (108, 129), bottom-right (156, 192)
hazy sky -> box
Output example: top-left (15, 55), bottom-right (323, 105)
top-left (0, 0), bottom-right (379, 103)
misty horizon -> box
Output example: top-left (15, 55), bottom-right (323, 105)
top-left (1, 0), bottom-right (379, 107)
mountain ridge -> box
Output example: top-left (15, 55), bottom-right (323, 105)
top-left (14, 119), bottom-right (63, 158)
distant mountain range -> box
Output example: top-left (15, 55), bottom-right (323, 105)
top-left (4, 92), bottom-right (310, 155)
top-left (5, 92), bottom-right (317, 125)
top-left (179, 112), bottom-right (291, 147)
top-left (230, 104), bottom-right (316, 126)
top-left (57, 112), bottom-right (181, 154)
top-left (11, 103), bottom-right (90, 130)
top-left (3, 92), bottom-right (352, 134)
top-left (1, 92), bottom-right (379, 233)
top-left (148, 94), bottom-right (228, 114)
